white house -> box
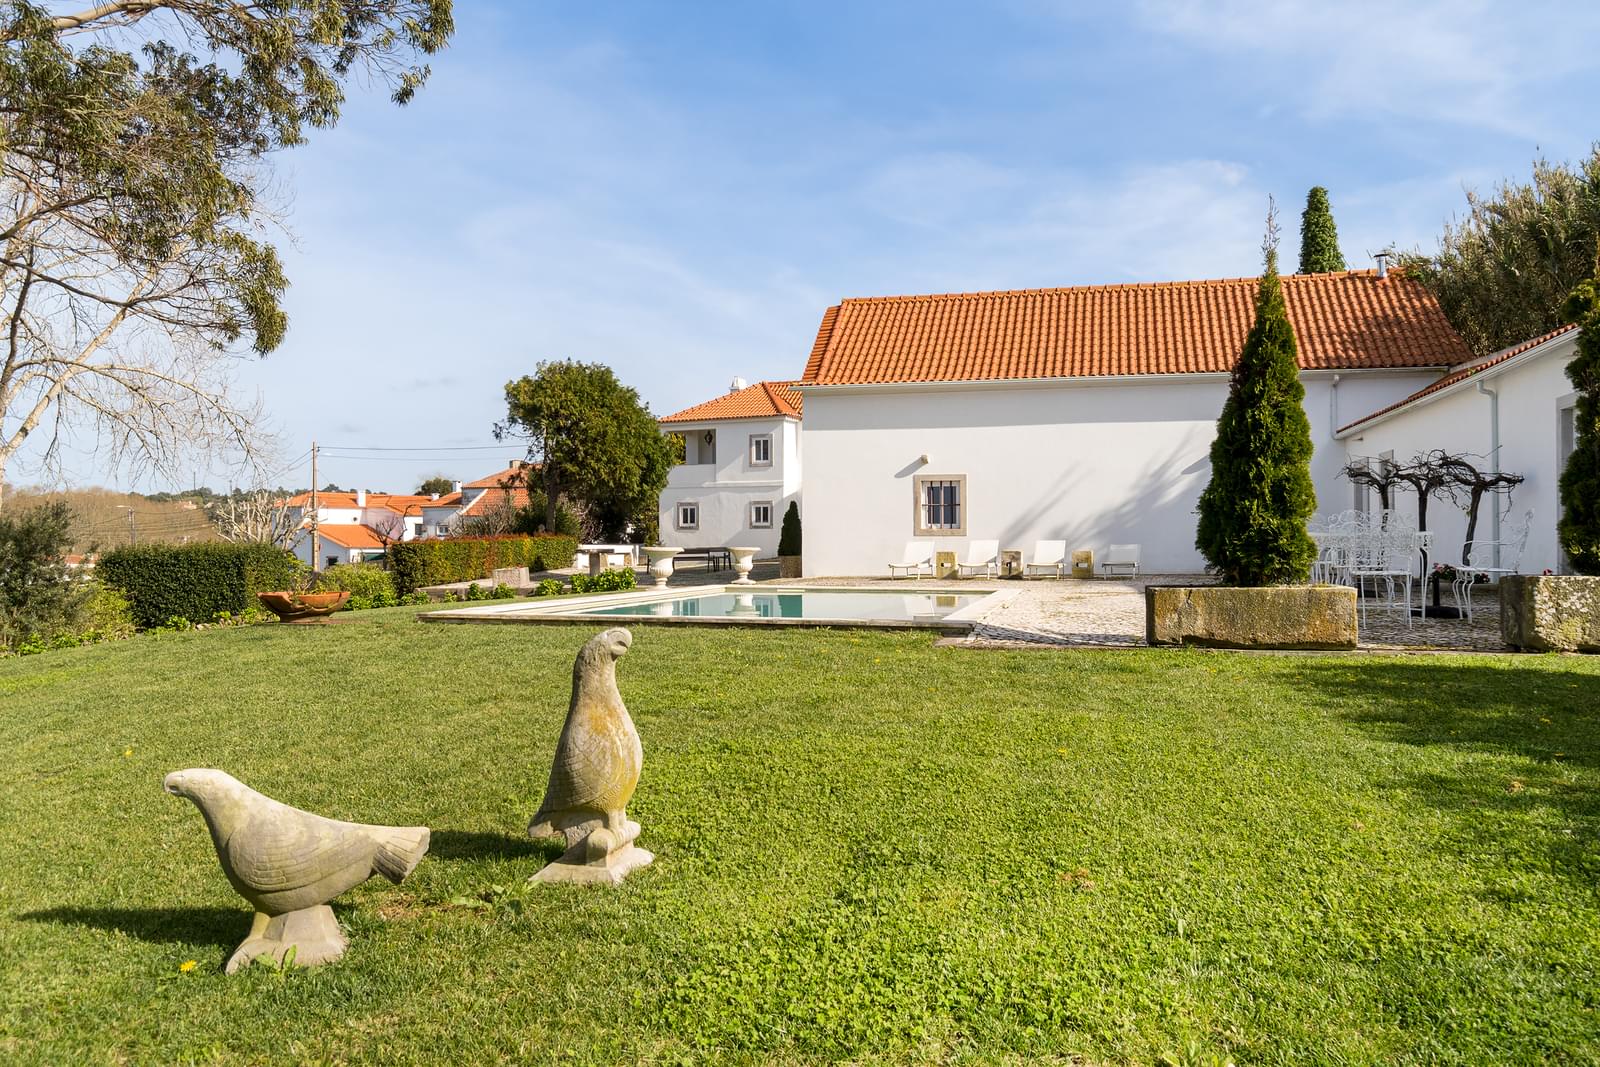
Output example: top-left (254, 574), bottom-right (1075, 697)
top-left (658, 379), bottom-right (803, 556)
top-left (1336, 325), bottom-right (1581, 575)
top-left (794, 271), bottom-right (1472, 575)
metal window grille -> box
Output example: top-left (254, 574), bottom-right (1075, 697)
top-left (922, 480), bottom-right (960, 529)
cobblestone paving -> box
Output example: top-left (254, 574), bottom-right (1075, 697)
top-left (787, 574), bottom-right (1512, 652)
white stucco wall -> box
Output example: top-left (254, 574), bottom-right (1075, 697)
top-left (799, 369), bottom-right (1441, 576)
top-left (1338, 335), bottom-right (1578, 575)
top-left (659, 416), bottom-right (802, 556)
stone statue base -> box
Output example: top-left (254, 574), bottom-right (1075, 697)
top-left (530, 819), bottom-right (653, 886)
top-left (225, 905), bottom-right (347, 974)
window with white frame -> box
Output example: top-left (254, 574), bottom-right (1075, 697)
top-left (750, 501), bottom-right (773, 528)
top-left (749, 433), bottom-right (773, 467)
top-left (914, 475), bottom-right (966, 536)
top-left (676, 501), bottom-right (699, 530)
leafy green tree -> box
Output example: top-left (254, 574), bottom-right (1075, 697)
top-left (417, 475), bottom-right (456, 496)
top-left (497, 362), bottom-right (675, 542)
top-left (0, 2), bottom-right (453, 508)
top-left (1196, 212), bottom-right (1318, 586)
top-left (1559, 280), bottom-right (1600, 574)
top-left (1401, 149), bottom-right (1600, 357)
top-left (0, 500), bottom-right (86, 649)
top-left (1297, 186), bottom-right (1347, 274)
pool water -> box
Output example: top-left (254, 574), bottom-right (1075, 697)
top-left (580, 589), bottom-right (985, 621)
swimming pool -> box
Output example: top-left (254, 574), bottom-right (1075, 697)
top-left (421, 585), bottom-right (1013, 632)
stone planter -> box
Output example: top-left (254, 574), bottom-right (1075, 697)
top-left (779, 555), bottom-right (802, 579)
top-left (257, 590), bottom-right (350, 624)
top-left (643, 546), bottom-right (683, 588)
top-left (1501, 575), bottom-right (1600, 652)
top-left (1145, 585), bottom-right (1357, 650)
top-left (729, 546), bottom-right (759, 585)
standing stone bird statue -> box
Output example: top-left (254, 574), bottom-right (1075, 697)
top-left (164, 768), bottom-right (430, 973)
top-left (527, 627), bottom-right (653, 885)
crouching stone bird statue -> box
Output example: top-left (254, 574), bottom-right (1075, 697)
top-left (528, 627), bottom-right (653, 885)
top-left (164, 768), bottom-right (430, 973)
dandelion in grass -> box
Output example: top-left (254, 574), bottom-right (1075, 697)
top-left (123, 748), bottom-right (133, 758)
top-left (179, 960), bottom-right (197, 973)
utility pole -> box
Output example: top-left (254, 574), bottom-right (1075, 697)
top-left (116, 503), bottom-right (137, 544)
top-left (310, 440), bottom-right (320, 571)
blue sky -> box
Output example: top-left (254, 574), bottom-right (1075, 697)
top-left (23, 0), bottom-right (1600, 494)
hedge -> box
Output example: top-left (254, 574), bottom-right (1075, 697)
top-left (386, 535), bottom-right (578, 594)
top-left (98, 542), bottom-right (302, 629)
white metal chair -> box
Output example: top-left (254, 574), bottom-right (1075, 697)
top-left (1350, 520), bottom-right (1415, 628)
top-left (1099, 544), bottom-right (1141, 577)
top-left (1454, 509), bottom-right (1533, 621)
top-left (888, 541), bottom-right (934, 579)
top-left (1024, 540), bottom-right (1066, 578)
top-left (955, 539), bottom-right (999, 578)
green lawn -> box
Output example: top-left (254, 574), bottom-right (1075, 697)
top-left (2, 606), bottom-right (1598, 1065)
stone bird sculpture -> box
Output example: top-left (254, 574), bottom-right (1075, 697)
top-left (164, 768), bottom-right (430, 973)
top-left (527, 627), bottom-right (653, 885)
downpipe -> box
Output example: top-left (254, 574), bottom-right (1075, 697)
top-left (1478, 380), bottom-right (1501, 569)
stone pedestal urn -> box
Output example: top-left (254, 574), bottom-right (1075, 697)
top-left (643, 546), bottom-right (683, 588)
top-left (730, 546), bottom-right (759, 585)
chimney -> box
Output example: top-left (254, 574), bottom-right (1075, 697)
top-left (451, 480), bottom-right (462, 494)
top-left (430, 492), bottom-right (440, 501)
top-left (356, 488), bottom-right (366, 507)
top-left (730, 376), bottom-right (747, 392)
top-left (1374, 251), bottom-right (1390, 280)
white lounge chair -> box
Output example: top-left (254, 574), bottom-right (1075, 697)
top-left (1099, 544), bottom-right (1141, 577)
top-left (1025, 540), bottom-right (1066, 578)
top-left (888, 541), bottom-right (934, 579)
top-left (956, 539), bottom-right (999, 578)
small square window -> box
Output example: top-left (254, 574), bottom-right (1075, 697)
top-left (676, 502), bottom-right (699, 530)
top-left (913, 475), bottom-right (966, 536)
top-left (749, 434), bottom-right (773, 467)
top-left (750, 501), bottom-right (773, 528)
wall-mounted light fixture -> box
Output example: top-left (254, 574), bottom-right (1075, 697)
top-left (918, 453), bottom-right (929, 465)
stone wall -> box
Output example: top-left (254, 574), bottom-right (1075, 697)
top-left (1146, 585), bottom-right (1358, 650)
top-left (1501, 575), bottom-right (1600, 652)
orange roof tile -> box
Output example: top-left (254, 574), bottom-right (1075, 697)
top-left (460, 485), bottom-right (532, 517)
top-left (422, 491), bottom-right (462, 508)
top-left (284, 491), bottom-right (436, 516)
top-left (1338, 323), bottom-right (1580, 434)
top-left (799, 270), bottom-right (1473, 386)
top-left (660, 380), bottom-right (803, 423)
top-left (464, 462), bottom-right (537, 489)
top-left (316, 524), bottom-right (389, 549)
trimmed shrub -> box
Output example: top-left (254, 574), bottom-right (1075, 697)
top-left (778, 501), bottom-right (801, 557)
top-left (1559, 279), bottom-right (1600, 573)
top-left (1196, 227), bottom-right (1318, 586)
top-left (98, 542), bottom-right (301, 629)
top-left (535, 578), bottom-right (564, 597)
top-left (317, 563), bottom-right (398, 609)
top-left (572, 568), bottom-right (635, 594)
top-left (1297, 186), bottom-right (1346, 274)
top-left (386, 535), bottom-right (578, 594)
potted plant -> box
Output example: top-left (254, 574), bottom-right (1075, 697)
top-left (777, 501), bottom-right (802, 579)
top-left (1150, 206), bottom-right (1356, 650)
top-left (256, 569), bottom-right (350, 624)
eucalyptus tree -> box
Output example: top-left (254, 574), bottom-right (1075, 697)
top-left (0, 1), bottom-right (453, 508)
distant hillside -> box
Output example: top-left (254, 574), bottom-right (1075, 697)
top-left (5, 487), bottom-right (223, 554)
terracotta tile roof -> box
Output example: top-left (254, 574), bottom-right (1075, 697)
top-left (1338, 323), bottom-right (1580, 435)
top-left (799, 270), bottom-right (1472, 385)
top-left (422, 492), bottom-right (462, 508)
top-left (464, 462), bottom-right (537, 489)
top-left (459, 485), bottom-right (531, 517)
top-left (284, 491), bottom-right (434, 516)
top-left (660, 381), bottom-right (803, 423)
top-left (316, 524), bottom-right (389, 550)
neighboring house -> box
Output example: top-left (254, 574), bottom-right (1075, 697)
top-left (775, 269), bottom-right (1482, 575)
top-left (453, 462), bottom-right (538, 531)
top-left (1336, 325), bottom-right (1581, 575)
top-left (284, 489), bottom-right (435, 569)
top-left (658, 379), bottom-right (803, 557)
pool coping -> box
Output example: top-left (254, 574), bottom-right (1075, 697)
top-left (418, 584), bottom-right (1021, 634)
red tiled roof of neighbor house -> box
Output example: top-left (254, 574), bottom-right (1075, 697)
top-left (660, 381), bottom-right (803, 423)
top-left (459, 485), bottom-right (532, 517)
top-left (798, 270), bottom-right (1474, 385)
top-left (316, 524), bottom-right (388, 549)
top-left (464, 462), bottom-right (538, 489)
top-left (282, 491), bottom-right (434, 515)
top-left (1338, 323), bottom-right (1581, 434)
top-left (422, 491), bottom-right (462, 508)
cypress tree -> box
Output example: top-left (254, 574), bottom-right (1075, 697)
top-left (777, 501), bottom-right (802, 557)
top-left (1196, 212), bottom-right (1319, 586)
top-left (1298, 186), bottom-right (1347, 274)
top-left (1558, 279), bottom-right (1600, 573)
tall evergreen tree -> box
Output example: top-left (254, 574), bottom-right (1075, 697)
top-left (1298, 186), bottom-right (1347, 274)
top-left (1197, 209), bottom-right (1319, 586)
top-left (1558, 279), bottom-right (1600, 574)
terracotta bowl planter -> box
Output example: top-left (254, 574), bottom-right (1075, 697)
top-left (257, 590), bottom-right (350, 624)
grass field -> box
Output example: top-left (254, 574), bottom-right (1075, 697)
top-left (2, 605), bottom-right (1598, 1065)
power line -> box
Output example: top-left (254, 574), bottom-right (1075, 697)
top-left (321, 443), bottom-right (513, 453)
